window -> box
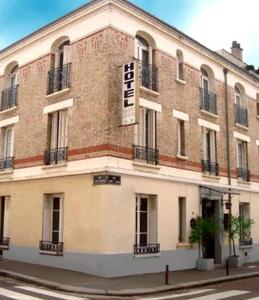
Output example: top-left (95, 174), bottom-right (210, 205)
top-left (133, 107), bottom-right (158, 165)
top-left (48, 39), bottom-right (71, 94)
top-left (44, 110), bottom-right (68, 165)
top-left (134, 194), bottom-right (159, 254)
top-left (178, 197), bottom-right (186, 243)
top-left (201, 68), bottom-right (209, 92)
top-left (40, 194), bottom-right (64, 255)
top-left (202, 129), bottom-right (218, 175)
top-left (0, 127), bottom-right (14, 171)
top-left (176, 50), bottom-right (184, 81)
top-left (235, 84), bottom-right (248, 127)
top-left (200, 66), bottom-right (217, 114)
top-left (0, 196), bottom-right (10, 249)
top-left (1, 63), bottom-right (18, 111)
top-left (237, 140), bottom-right (249, 181)
top-left (177, 119), bottom-right (185, 157)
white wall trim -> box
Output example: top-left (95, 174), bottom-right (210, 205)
top-left (233, 131), bottom-right (251, 143)
top-left (256, 140), bottom-right (259, 146)
top-left (198, 118), bottom-right (220, 132)
top-left (43, 98), bottom-right (73, 114)
top-left (172, 109), bottom-right (189, 122)
top-left (0, 116), bottom-right (19, 128)
top-left (139, 98), bottom-right (162, 113)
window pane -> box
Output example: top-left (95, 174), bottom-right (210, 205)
top-left (140, 212), bottom-right (147, 232)
top-left (53, 198), bottom-right (60, 210)
top-left (140, 198), bottom-right (148, 211)
top-left (140, 233), bottom-right (147, 246)
top-left (52, 211), bottom-right (60, 231)
top-left (52, 231), bottom-right (59, 244)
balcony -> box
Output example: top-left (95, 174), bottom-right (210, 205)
top-left (200, 88), bottom-right (217, 115)
top-left (44, 147), bottom-right (67, 165)
top-left (138, 60), bottom-right (158, 92)
top-left (202, 160), bottom-right (219, 176)
top-left (47, 63), bottom-right (71, 95)
top-left (0, 237), bottom-right (10, 250)
top-left (39, 240), bottom-right (64, 255)
top-left (235, 104), bottom-right (248, 127)
top-left (134, 243), bottom-right (160, 255)
top-left (1, 85), bottom-right (18, 111)
top-left (0, 157), bottom-right (14, 171)
top-left (133, 145), bottom-right (159, 165)
top-left (237, 167), bottom-right (250, 182)
top-left (240, 237), bottom-right (253, 247)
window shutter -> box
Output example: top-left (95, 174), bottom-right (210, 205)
top-left (54, 50), bottom-right (60, 69)
top-left (5, 128), bottom-right (13, 157)
top-left (210, 131), bottom-right (216, 162)
top-left (149, 197), bottom-right (157, 244)
top-left (51, 112), bottom-right (58, 149)
top-left (138, 108), bottom-right (145, 147)
top-left (3, 197), bottom-right (10, 237)
top-left (63, 45), bottom-right (71, 66)
top-left (59, 196), bottom-right (64, 242)
top-left (58, 110), bottom-right (68, 148)
top-left (43, 197), bottom-right (51, 241)
top-left (147, 110), bottom-right (155, 148)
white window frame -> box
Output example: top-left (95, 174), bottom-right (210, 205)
top-left (237, 140), bottom-right (247, 169)
top-left (203, 128), bottom-right (216, 162)
top-left (4, 127), bottom-right (13, 158)
top-left (176, 50), bottom-right (184, 81)
top-left (50, 110), bottom-right (68, 150)
top-left (177, 119), bottom-right (185, 157)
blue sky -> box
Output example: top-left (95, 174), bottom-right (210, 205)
top-left (0, 0), bottom-right (259, 66)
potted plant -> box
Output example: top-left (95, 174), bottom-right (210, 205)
top-left (227, 215), bottom-right (254, 267)
top-left (189, 216), bottom-right (219, 271)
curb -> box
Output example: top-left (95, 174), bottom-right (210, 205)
top-left (1, 269), bottom-right (259, 296)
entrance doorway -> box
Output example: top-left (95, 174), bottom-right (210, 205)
top-left (202, 199), bottom-right (215, 259)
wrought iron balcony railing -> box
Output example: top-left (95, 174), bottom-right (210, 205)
top-left (134, 243), bottom-right (160, 255)
top-left (1, 85), bottom-right (18, 111)
top-left (200, 88), bottom-right (217, 115)
top-left (44, 147), bottom-right (67, 165)
top-left (133, 145), bottom-right (159, 165)
top-left (138, 60), bottom-right (158, 92)
top-left (235, 104), bottom-right (248, 127)
top-left (237, 167), bottom-right (250, 182)
top-left (0, 157), bottom-right (14, 171)
top-left (0, 237), bottom-right (10, 249)
top-left (239, 237), bottom-right (253, 246)
top-left (39, 240), bottom-right (64, 254)
top-left (47, 63), bottom-right (71, 95)
top-left (202, 160), bottom-right (219, 176)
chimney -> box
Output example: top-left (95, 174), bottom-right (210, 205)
top-left (231, 41), bottom-right (243, 61)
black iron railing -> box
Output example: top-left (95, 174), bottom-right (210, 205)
top-left (47, 63), bottom-right (71, 95)
top-left (1, 85), bottom-right (18, 111)
top-left (200, 88), bottom-right (217, 115)
top-left (134, 243), bottom-right (160, 255)
top-left (202, 160), bottom-right (219, 176)
top-left (240, 237), bottom-right (253, 246)
top-left (0, 157), bottom-right (14, 171)
top-left (237, 167), bottom-right (250, 182)
top-left (235, 104), bottom-right (248, 127)
top-left (133, 145), bottom-right (159, 165)
top-left (0, 237), bottom-right (10, 249)
top-left (39, 240), bottom-right (64, 254)
top-left (44, 147), bottom-right (67, 165)
top-left (138, 60), bottom-right (158, 92)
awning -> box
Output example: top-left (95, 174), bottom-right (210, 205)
top-left (200, 185), bottom-right (240, 200)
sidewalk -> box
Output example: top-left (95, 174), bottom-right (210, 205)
top-left (1, 259), bottom-right (259, 296)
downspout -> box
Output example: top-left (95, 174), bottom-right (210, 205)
top-left (223, 68), bottom-right (232, 256)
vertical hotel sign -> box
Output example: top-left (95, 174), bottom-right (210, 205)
top-left (122, 61), bottom-right (139, 126)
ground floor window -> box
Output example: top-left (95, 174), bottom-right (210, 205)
top-left (178, 197), bottom-right (186, 243)
top-left (134, 194), bottom-right (159, 255)
top-left (0, 196), bottom-right (10, 249)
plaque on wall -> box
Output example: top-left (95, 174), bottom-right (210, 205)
top-left (93, 174), bottom-right (121, 185)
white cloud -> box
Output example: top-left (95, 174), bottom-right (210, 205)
top-left (185, 0), bottom-right (259, 66)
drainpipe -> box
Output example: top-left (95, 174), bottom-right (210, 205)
top-left (223, 68), bottom-right (232, 257)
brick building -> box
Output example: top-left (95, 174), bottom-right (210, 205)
top-left (0, 0), bottom-right (259, 277)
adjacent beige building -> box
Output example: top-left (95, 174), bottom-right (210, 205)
top-left (0, 0), bottom-right (259, 277)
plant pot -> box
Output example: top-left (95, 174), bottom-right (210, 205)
top-left (228, 255), bottom-right (243, 268)
top-left (196, 258), bottom-right (214, 271)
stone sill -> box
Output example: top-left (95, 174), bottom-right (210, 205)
top-left (39, 251), bottom-right (63, 256)
top-left (176, 154), bottom-right (188, 161)
top-left (175, 78), bottom-right (187, 85)
top-left (42, 162), bottom-right (67, 169)
top-left (236, 123), bottom-right (249, 131)
top-left (202, 173), bottom-right (220, 181)
top-left (0, 170), bottom-right (13, 175)
top-left (176, 242), bottom-right (190, 249)
top-left (0, 106), bottom-right (18, 114)
top-left (45, 88), bottom-right (70, 99)
top-left (200, 109), bottom-right (218, 119)
top-left (134, 253), bottom-right (160, 259)
top-left (237, 178), bottom-right (251, 185)
top-left (239, 245), bottom-right (253, 250)
top-left (133, 161), bottom-right (160, 170)
top-left (140, 85), bottom-right (160, 97)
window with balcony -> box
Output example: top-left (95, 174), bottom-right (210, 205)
top-left (135, 33), bottom-right (158, 92)
top-left (48, 38), bottom-right (71, 95)
top-left (176, 50), bottom-right (184, 81)
top-left (239, 203), bottom-right (252, 246)
top-left (235, 84), bottom-right (248, 127)
top-left (0, 196), bottom-right (10, 250)
top-left (133, 107), bottom-right (159, 165)
top-left (237, 140), bottom-right (249, 181)
top-left (44, 110), bottom-right (68, 165)
top-left (200, 66), bottom-right (217, 115)
top-left (202, 128), bottom-right (219, 176)
top-left (0, 127), bottom-right (14, 171)
top-left (1, 63), bottom-right (19, 111)
top-left (40, 194), bottom-right (63, 255)
top-left (134, 194), bottom-right (159, 255)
